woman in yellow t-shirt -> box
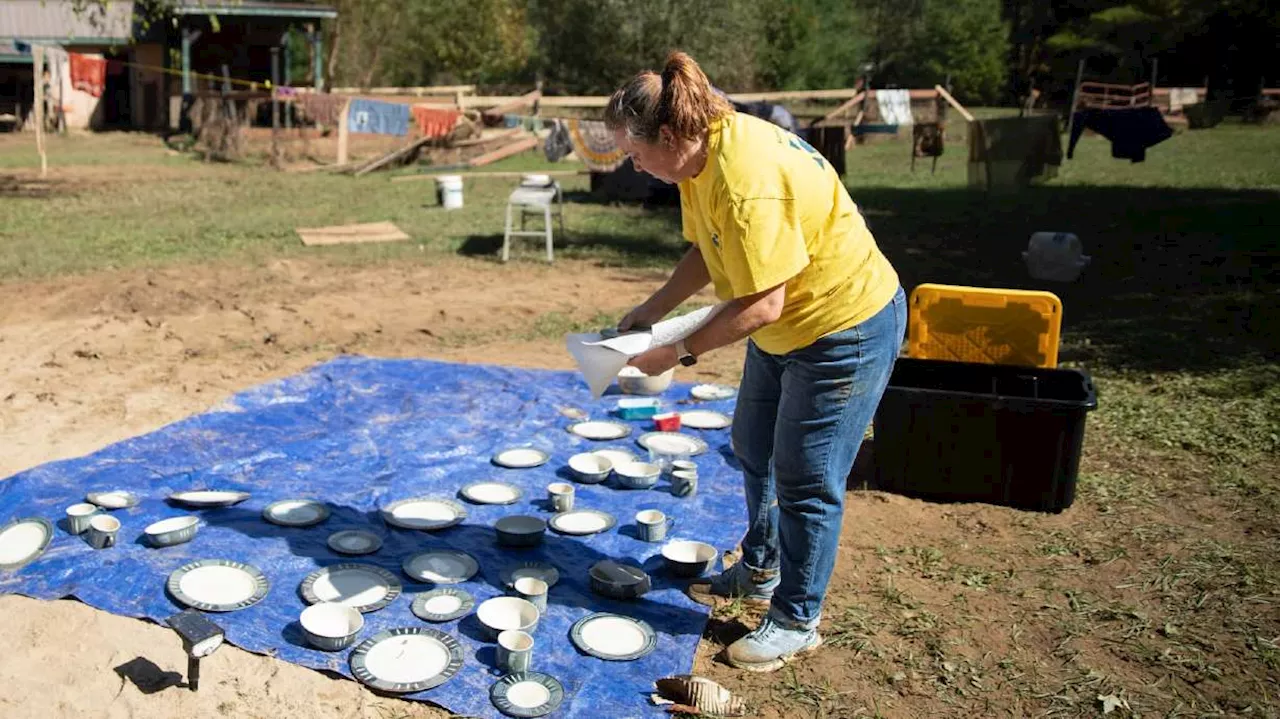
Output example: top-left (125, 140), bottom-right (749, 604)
top-left (606, 52), bottom-right (906, 672)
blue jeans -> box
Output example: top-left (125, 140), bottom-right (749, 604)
top-left (731, 287), bottom-right (906, 628)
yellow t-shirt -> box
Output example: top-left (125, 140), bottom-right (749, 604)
top-left (679, 112), bottom-right (899, 355)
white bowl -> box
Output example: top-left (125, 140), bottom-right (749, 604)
top-left (568, 453), bottom-right (613, 483)
top-left (615, 461), bottom-right (661, 489)
top-left (661, 540), bottom-right (718, 577)
top-left (617, 366), bottom-right (674, 396)
top-left (300, 602), bottom-right (364, 651)
top-left (477, 596), bottom-right (540, 640)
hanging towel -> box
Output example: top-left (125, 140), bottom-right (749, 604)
top-left (567, 119), bottom-right (626, 172)
top-left (876, 89), bottom-right (913, 126)
top-left (1168, 87), bottom-right (1199, 113)
top-left (347, 98), bottom-right (410, 136)
top-left (968, 115), bottom-right (1062, 189)
top-left (545, 119), bottom-right (573, 163)
top-left (410, 105), bottom-right (461, 139)
top-left (1067, 107), bottom-right (1172, 163)
top-left (69, 52), bottom-right (106, 97)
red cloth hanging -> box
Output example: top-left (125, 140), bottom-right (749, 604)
top-left (410, 105), bottom-right (461, 139)
top-left (70, 53), bottom-right (107, 97)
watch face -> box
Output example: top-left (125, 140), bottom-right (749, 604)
top-left (680, 355), bottom-right (697, 367)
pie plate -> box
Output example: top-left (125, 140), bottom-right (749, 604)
top-left (166, 559), bottom-right (270, 612)
top-left (548, 509), bottom-right (616, 536)
top-left (637, 432), bottom-right (709, 457)
top-left (262, 499), bottom-right (331, 528)
top-left (0, 517), bottom-right (54, 572)
top-left (327, 530), bottom-right (383, 556)
top-left (167, 490), bottom-right (251, 508)
top-left (411, 588), bottom-right (475, 623)
top-left (459, 481), bottom-right (523, 505)
top-left (401, 549), bottom-right (479, 584)
top-left (349, 627), bottom-right (464, 693)
top-left (567, 420), bottom-right (632, 441)
top-left (570, 612), bottom-right (657, 661)
top-left (299, 563), bottom-right (402, 613)
top-left (490, 672), bottom-right (565, 718)
top-left (382, 497), bottom-right (467, 531)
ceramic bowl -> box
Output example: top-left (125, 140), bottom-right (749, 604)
top-left (661, 540), bottom-right (718, 578)
top-left (568, 452), bottom-right (613, 484)
top-left (588, 560), bottom-right (651, 599)
top-left (299, 601), bottom-right (364, 651)
top-left (477, 596), bottom-right (540, 640)
top-left (495, 515), bottom-right (547, 548)
top-left (143, 516), bottom-right (200, 548)
top-left (614, 461), bottom-right (661, 489)
top-left (617, 366), bottom-right (675, 396)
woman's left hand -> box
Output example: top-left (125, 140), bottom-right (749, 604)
top-left (628, 345), bottom-right (678, 376)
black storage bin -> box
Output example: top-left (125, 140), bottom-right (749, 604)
top-left (871, 358), bottom-right (1098, 512)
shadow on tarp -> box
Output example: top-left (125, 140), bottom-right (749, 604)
top-left (0, 356), bottom-right (747, 719)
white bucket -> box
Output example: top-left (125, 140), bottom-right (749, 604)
top-left (1023, 232), bottom-right (1090, 282)
top-left (521, 173), bottom-right (552, 187)
top-left (436, 175), bottom-right (464, 210)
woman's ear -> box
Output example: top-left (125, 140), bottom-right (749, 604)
top-left (659, 125), bottom-right (678, 150)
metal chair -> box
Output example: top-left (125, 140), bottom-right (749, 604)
top-left (502, 181), bottom-right (564, 263)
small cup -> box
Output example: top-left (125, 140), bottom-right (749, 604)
top-left (636, 509), bottom-right (675, 543)
top-left (547, 482), bottom-right (575, 513)
top-left (648, 447), bottom-right (690, 474)
top-left (671, 470), bottom-right (699, 498)
top-left (670, 460), bottom-right (698, 476)
top-left (86, 514), bottom-right (120, 549)
top-left (65, 503), bottom-right (99, 535)
top-left (497, 629), bottom-right (534, 674)
top-left (513, 576), bottom-right (549, 614)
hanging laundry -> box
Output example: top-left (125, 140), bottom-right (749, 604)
top-left (876, 89), bottom-right (914, 126)
top-left (1068, 107), bottom-right (1172, 163)
top-left (567, 119), bottom-right (626, 172)
top-left (1168, 88), bottom-right (1199, 113)
top-left (69, 52), bottom-right (105, 97)
top-left (410, 105), bottom-right (461, 139)
top-left (273, 86), bottom-right (299, 99)
top-left (545, 119), bottom-right (573, 163)
top-left (968, 115), bottom-right (1062, 190)
top-left (298, 93), bottom-right (346, 127)
top-left (347, 98), bottom-right (410, 136)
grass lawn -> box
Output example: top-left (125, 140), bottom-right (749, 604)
top-left (1, 119), bottom-right (1278, 716)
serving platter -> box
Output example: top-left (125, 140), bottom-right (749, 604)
top-left (637, 432), bottom-right (709, 457)
top-left (262, 499), bottom-right (330, 528)
top-left (548, 509), bottom-right (616, 536)
top-left (382, 498), bottom-right (467, 531)
top-left (679, 410), bottom-right (733, 430)
top-left (567, 420), bottom-right (632, 441)
top-left (570, 612), bottom-right (658, 661)
top-left (459, 481), bottom-right (523, 506)
top-left (349, 627), bottom-right (464, 693)
top-left (167, 559), bottom-right (270, 612)
top-left (492, 448), bottom-right (550, 469)
top-left (0, 518), bottom-right (54, 572)
top-left (299, 563), bottom-right (401, 613)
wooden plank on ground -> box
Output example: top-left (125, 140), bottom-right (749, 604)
top-left (467, 136), bottom-right (539, 167)
top-left (296, 221), bottom-right (410, 247)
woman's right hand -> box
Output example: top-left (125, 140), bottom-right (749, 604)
top-left (617, 301), bottom-right (665, 332)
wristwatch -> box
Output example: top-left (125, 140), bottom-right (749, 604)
top-left (675, 340), bottom-right (697, 367)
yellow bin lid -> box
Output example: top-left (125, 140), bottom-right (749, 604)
top-left (908, 284), bottom-right (1062, 368)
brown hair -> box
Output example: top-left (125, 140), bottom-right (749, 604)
top-left (603, 51), bottom-right (733, 143)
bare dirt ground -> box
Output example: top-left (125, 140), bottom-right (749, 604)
top-left (1, 259), bottom-right (1275, 719)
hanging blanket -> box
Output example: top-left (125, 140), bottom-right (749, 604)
top-left (411, 105), bottom-right (461, 139)
top-left (347, 98), bottom-right (410, 136)
top-left (69, 52), bottom-right (106, 97)
top-left (567, 119), bottom-right (626, 172)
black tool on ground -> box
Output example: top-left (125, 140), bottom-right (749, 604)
top-left (165, 609), bottom-right (225, 692)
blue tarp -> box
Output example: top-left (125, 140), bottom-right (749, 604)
top-left (0, 357), bottom-right (746, 718)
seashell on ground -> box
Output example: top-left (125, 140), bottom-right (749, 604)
top-left (652, 675), bottom-right (746, 717)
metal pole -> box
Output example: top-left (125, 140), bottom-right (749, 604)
top-left (283, 34), bottom-right (292, 129)
top-left (187, 655), bottom-right (200, 692)
top-left (270, 47), bottom-right (280, 131)
top-left (1064, 58), bottom-right (1086, 157)
top-left (311, 30), bottom-right (324, 93)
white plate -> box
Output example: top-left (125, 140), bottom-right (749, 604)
top-left (349, 628), bottom-right (463, 694)
top-left (382, 498), bottom-right (467, 531)
top-left (691, 383), bottom-right (737, 401)
top-left (300, 564), bottom-right (402, 613)
top-left (401, 549), bottom-right (479, 584)
top-left (490, 672), bottom-right (565, 718)
top-left (493, 447), bottom-right (551, 469)
top-left (592, 448), bottom-right (638, 468)
top-left (0, 518), bottom-right (53, 571)
top-left (459, 481), bottom-right (523, 505)
top-left (679, 410), bottom-right (732, 430)
top-left (570, 613), bottom-right (657, 661)
top-left (167, 559), bottom-right (270, 612)
top-left (548, 509), bottom-right (616, 536)
top-left (327, 530), bottom-right (383, 556)
top-left (168, 490), bottom-right (251, 508)
top-left (411, 588), bottom-right (475, 623)
top-left (567, 420), bottom-right (632, 441)
top-left (637, 432), bottom-right (709, 457)
top-left (263, 499), bottom-right (330, 527)
top-left (86, 490), bottom-right (139, 509)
